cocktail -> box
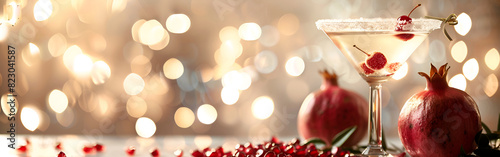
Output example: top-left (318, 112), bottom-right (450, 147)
top-left (316, 18), bottom-right (441, 156)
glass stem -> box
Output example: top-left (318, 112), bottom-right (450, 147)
top-left (362, 82), bottom-right (388, 156)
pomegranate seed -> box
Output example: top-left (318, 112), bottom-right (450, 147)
top-left (203, 147), bottom-right (212, 153)
top-left (174, 149), bottom-right (183, 157)
top-left (256, 149), bottom-right (265, 156)
top-left (95, 143), bottom-right (105, 152)
top-left (245, 147), bottom-right (256, 155)
top-left (270, 146), bottom-right (281, 154)
top-left (151, 148), bottom-right (160, 157)
top-left (216, 146), bottom-right (224, 154)
top-left (56, 142), bottom-right (62, 150)
top-left (308, 149), bottom-right (319, 156)
top-left (264, 151), bottom-right (276, 157)
top-left (235, 144), bottom-right (245, 151)
top-left (289, 138), bottom-right (300, 146)
top-left (270, 136), bottom-right (279, 144)
top-left (83, 146), bottom-right (95, 154)
top-left (125, 146), bottom-right (136, 156)
top-left (284, 145), bottom-right (294, 154)
top-left (395, 152), bottom-right (406, 157)
top-left (234, 151), bottom-right (246, 157)
top-left (395, 33), bottom-right (415, 41)
top-left (205, 151), bottom-right (218, 157)
top-left (295, 149), bottom-right (306, 156)
top-left (191, 150), bottom-right (204, 157)
top-left (244, 142), bottom-right (254, 149)
top-left (17, 145), bottom-right (27, 152)
top-left (58, 151), bottom-right (66, 157)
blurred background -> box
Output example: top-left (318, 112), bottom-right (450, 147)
top-left (0, 0), bottom-right (499, 142)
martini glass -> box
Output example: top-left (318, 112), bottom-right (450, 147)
top-left (316, 18), bottom-right (441, 156)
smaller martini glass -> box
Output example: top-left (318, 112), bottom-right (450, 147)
top-left (316, 18), bottom-right (441, 156)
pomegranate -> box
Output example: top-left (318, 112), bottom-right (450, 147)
top-left (398, 63), bottom-right (481, 157)
top-left (298, 70), bottom-right (368, 147)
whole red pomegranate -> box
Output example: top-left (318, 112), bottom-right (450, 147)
top-left (298, 70), bottom-right (368, 147)
top-left (398, 63), bottom-right (481, 157)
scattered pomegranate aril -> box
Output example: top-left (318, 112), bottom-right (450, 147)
top-left (270, 136), bottom-right (280, 144)
top-left (191, 150), bottom-right (204, 157)
top-left (125, 146), bottom-right (136, 156)
top-left (396, 4), bottom-right (421, 31)
top-left (95, 143), bottom-right (105, 152)
top-left (56, 142), bottom-right (62, 150)
top-left (150, 148), bottom-right (160, 157)
top-left (58, 151), bottom-right (66, 157)
top-left (17, 145), bottom-right (27, 152)
top-left (83, 145), bottom-right (95, 154)
top-left (174, 149), bottom-right (183, 157)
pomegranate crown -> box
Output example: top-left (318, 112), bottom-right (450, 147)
top-left (320, 70), bottom-right (338, 86)
top-left (418, 63), bottom-right (450, 90)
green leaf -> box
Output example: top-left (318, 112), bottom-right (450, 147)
top-left (459, 146), bottom-right (467, 157)
top-left (303, 138), bottom-right (326, 146)
top-left (482, 122), bottom-right (492, 134)
top-left (331, 126), bottom-right (357, 147)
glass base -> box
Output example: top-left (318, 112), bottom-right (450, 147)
top-left (361, 145), bottom-right (388, 157)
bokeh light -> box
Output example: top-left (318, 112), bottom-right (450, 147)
top-left (392, 62), bottom-right (409, 80)
top-left (277, 13), bottom-right (300, 36)
top-left (72, 54), bottom-right (93, 77)
top-left (139, 20), bottom-right (165, 45)
top-left (131, 55), bottom-right (152, 77)
top-left (22, 43), bottom-right (41, 67)
top-left (451, 41), bottom-right (468, 63)
top-left (220, 40), bottom-right (243, 59)
top-left (48, 33), bottom-right (67, 57)
top-left (131, 19), bottom-right (146, 42)
top-left (174, 107), bottom-right (195, 128)
top-left (254, 50), bottom-right (278, 74)
top-left (197, 104), bottom-right (218, 125)
top-left (219, 26), bottom-right (240, 42)
top-left (163, 58), bottom-right (184, 79)
top-left (33, 0), bottom-right (53, 21)
top-left (63, 45), bottom-right (83, 71)
top-left (449, 74), bottom-right (467, 91)
top-left (56, 107), bottom-right (74, 127)
top-left (259, 25), bottom-right (280, 47)
top-left (111, 0), bottom-right (127, 14)
top-left (126, 96), bottom-right (147, 118)
top-left (251, 96), bottom-right (274, 120)
top-left (166, 14), bottom-right (191, 34)
top-left (222, 70), bottom-right (252, 90)
top-left (454, 13), bottom-right (472, 36)
top-left (285, 56), bottom-right (305, 76)
top-left (485, 48), bottom-right (499, 70)
top-left (135, 117), bottom-right (156, 138)
top-left (484, 74), bottom-right (498, 97)
top-left (462, 58), bottom-right (479, 80)
top-left (1, 94), bottom-right (17, 117)
top-left (221, 87), bottom-right (239, 105)
top-left (21, 107), bottom-right (40, 131)
top-left (48, 89), bottom-right (68, 113)
top-left (239, 23), bottom-right (261, 41)
top-left (91, 61), bottom-right (111, 85)
top-left (123, 73), bottom-right (145, 95)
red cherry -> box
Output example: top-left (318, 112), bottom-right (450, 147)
top-left (58, 151), bottom-right (66, 157)
top-left (353, 45), bottom-right (387, 71)
top-left (83, 145), bottom-right (95, 154)
top-left (125, 146), bottom-right (136, 156)
top-left (95, 143), bottom-right (105, 152)
top-left (17, 145), bottom-right (27, 152)
top-left (360, 63), bottom-right (375, 75)
top-left (174, 149), bottom-right (183, 157)
top-left (387, 62), bottom-right (402, 73)
top-left (56, 142), bottom-right (62, 150)
top-left (151, 148), bottom-right (160, 157)
top-left (366, 52), bottom-right (387, 70)
top-left (396, 4), bottom-right (421, 31)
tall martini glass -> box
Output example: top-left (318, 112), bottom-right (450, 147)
top-left (316, 18), bottom-right (441, 156)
